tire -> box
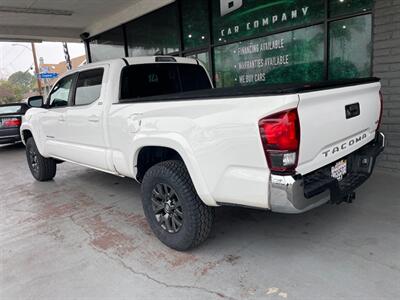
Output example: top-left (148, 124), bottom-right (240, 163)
top-left (26, 137), bottom-right (57, 181)
top-left (141, 160), bottom-right (214, 251)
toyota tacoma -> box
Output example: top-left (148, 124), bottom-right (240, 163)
top-left (21, 56), bottom-right (385, 250)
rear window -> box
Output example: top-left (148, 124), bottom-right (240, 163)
top-left (0, 105), bottom-right (23, 114)
top-left (120, 63), bottom-right (211, 100)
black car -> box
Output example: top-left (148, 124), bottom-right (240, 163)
top-left (0, 103), bottom-right (29, 145)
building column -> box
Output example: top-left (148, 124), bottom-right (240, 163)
top-left (373, 0), bottom-right (400, 173)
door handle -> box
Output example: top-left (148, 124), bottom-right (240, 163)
top-left (88, 115), bottom-right (100, 123)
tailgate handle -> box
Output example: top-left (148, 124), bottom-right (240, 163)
top-left (345, 103), bottom-right (360, 119)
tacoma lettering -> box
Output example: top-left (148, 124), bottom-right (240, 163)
top-left (322, 133), bottom-right (368, 158)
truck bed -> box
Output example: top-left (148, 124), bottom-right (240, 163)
top-left (119, 77), bottom-right (380, 103)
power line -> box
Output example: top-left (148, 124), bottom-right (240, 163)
top-left (4, 48), bottom-right (26, 68)
top-left (1, 43), bottom-right (28, 62)
top-left (0, 46), bottom-right (34, 78)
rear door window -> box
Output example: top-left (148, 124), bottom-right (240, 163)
top-left (120, 63), bottom-right (211, 100)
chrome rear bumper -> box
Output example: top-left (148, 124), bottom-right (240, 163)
top-left (269, 132), bottom-right (385, 214)
top-left (269, 175), bottom-right (330, 213)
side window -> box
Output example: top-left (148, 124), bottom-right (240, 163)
top-left (48, 75), bottom-right (74, 108)
top-left (74, 69), bottom-right (104, 106)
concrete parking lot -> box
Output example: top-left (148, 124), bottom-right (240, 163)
top-left (1, 143), bottom-right (399, 300)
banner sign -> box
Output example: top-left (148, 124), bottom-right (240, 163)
top-left (214, 25), bottom-right (324, 88)
top-left (212, 0), bottom-right (324, 43)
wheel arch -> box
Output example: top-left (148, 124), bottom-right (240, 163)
top-left (20, 126), bottom-right (47, 157)
top-left (132, 138), bottom-right (216, 207)
top-left (21, 129), bottom-right (33, 145)
top-left (135, 146), bottom-right (183, 182)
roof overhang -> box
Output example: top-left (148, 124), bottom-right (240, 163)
top-left (0, 0), bottom-right (174, 42)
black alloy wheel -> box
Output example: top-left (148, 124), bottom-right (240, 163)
top-left (25, 137), bottom-right (57, 181)
top-left (28, 147), bottom-right (40, 174)
top-left (141, 160), bottom-right (214, 251)
top-left (151, 183), bottom-right (184, 233)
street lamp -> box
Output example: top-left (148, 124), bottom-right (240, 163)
top-left (11, 43), bottom-right (43, 95)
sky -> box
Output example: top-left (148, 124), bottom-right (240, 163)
top-left (0, 42), bottom-right (85, 80)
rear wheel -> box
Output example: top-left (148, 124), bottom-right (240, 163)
top-left (141, 160), bottom-right (214, 251)
top-left (26, 137), bottom-right (56, 181)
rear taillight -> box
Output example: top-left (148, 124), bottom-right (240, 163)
top-left (259, 109), bottom-right (300, 173)
top-left (3, 118), bottom-right (21, 127)
top-left (377, 91), bottom-right (383, 130)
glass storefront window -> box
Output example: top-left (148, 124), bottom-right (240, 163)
top-left (181, 0), bottom-right (209, 50)
top-left (212, 0), bottom-right (325, 44)
top-left (126, 4), bottom-right (180, 56)
top-left (329, 15), bottom-right (372, 80)
top-left (214, 25), bottom-right (324, 88)
top-left (329, 0), bottom-right (373, 17)
top-left (186, 52), bottom-right (211, 75)
top-left (89, 27), bottom-right (125, 62)
top-left (87, 1), bottom-right (373, 86)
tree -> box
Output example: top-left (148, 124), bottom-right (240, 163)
top-left (0, 71), bottom-right (36, 104)
top-left (8, 71), bottom-right (35, 90)
top-left (0, 80), bottom-right (24, 104)
top-left (0, 81), bottom-right (16, 104)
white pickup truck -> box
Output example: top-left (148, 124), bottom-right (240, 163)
top-left (21, 56), bottom-right (384, 250)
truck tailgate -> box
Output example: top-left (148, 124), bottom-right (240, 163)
top-left (296, 81), bottom-right (381, 175)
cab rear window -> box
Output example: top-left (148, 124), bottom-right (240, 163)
top-left (120, 63), bottom-right (211, 100)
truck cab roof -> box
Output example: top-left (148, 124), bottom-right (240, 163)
top-left (81, 56), bottom-right (198, 68)
top-left (61, 56), bottom-right (201, 78)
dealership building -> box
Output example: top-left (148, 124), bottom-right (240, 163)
top-left (1, 0), bottom-right (399, 173)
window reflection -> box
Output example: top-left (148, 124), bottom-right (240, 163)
top-left (181, 0), bottom-right (209, 50)
top-left (329, 0), bottom-right (372, 17)
top-left (126, 4), bottom-right (180, 56)
top-left (329, 15), bottom-right (372, 79)
top-left (89, 27), bottom-right (125, 62)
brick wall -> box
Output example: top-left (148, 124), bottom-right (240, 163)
top-left (373, 0), bottom-right (400, 173)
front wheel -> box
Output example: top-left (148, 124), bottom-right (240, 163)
top-left (26, 137), bottom-right (57, 181)
top-left (141, 160), bottom-right (214, 251)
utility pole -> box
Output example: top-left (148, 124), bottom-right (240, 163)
top-left (31, 42), bottom-right (42, 96)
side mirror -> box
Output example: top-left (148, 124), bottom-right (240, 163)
top-left (27, 95), bottom-right (44, 108)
